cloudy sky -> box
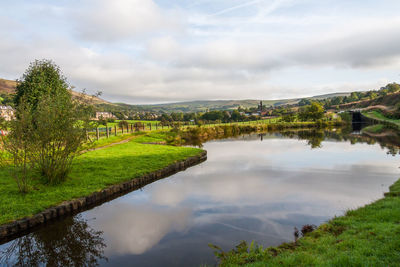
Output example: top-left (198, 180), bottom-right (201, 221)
top-left (1, 0), bottom-right (400, 104)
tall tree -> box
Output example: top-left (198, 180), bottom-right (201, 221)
top-left (14, 59), bottom-right (70, 108)
top-left (1, 60), bottom-right (94, 188)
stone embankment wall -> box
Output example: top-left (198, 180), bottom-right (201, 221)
top-left (0, 151), bottom-right (207, 242)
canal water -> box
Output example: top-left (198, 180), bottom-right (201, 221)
top-left (1, 130), bottom-right (399, 266)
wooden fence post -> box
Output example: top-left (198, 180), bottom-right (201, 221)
top-left (106, 124), bottom-right (109, 138)
top-left (96, 128), bottom-right (99, 140)
top-left (114, 126), bottom-right (117, 136)
top-left (149, 123), bottom-right (151, 131)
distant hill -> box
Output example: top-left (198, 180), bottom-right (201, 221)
top-left (1, 77), bottom-right (351, 113)
top-left (0, 78), bottom-right (111, 105)
top-left (0, 79), bottom-right (16, 94)
top-left (131, 93), bottom-right (351, 113)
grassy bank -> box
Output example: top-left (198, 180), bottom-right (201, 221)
top-left (0, 133), bottom-right (202, 225)
top-left (214, 179), bottom-right (400, 266)
top-left (363, 110), bottom-right (400, 129)
top-left (361, 124), bottom-right (385, 134)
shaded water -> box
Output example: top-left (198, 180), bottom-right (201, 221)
top-left (1, 129), bottom-right (400, 266)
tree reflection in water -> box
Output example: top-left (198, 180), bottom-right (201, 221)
top-left (0, 215), bottom-right (107, 266)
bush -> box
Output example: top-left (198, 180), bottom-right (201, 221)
top-left (298, 102), bottom-right (325, 121)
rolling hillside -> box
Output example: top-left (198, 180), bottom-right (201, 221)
top-left (131, 93), bottom-right (351, 113)
top-left (0, 78), bottom-right (110, 105)
top-left (1, 77), bottom-right (351, 112)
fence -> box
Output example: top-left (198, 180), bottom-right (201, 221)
top-left (0, 119), bottom-right (284, 140)
top-left (86, 122), bottom-right (187, 141)
top-left (86, 119), bottom-right (285, 141)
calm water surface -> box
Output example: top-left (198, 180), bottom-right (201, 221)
top-left (1, 131), bottom-right (399, 266)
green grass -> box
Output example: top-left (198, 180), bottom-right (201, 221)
top-left (363, 110), bottom-right (400, 127)
top-left (361, 124), bottom-right (384, 134)
top-left (217, 179), bottom-right (400, 266)
top-left (0, 136), bottom-right (202, 225)
top-left (96, 120), bottom-right (160, 128)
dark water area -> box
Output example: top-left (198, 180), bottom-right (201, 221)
top-left (1, 128), bottom-right (400, 266)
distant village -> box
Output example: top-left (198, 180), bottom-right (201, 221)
top-left (0, 106), bottom-right (14, 121)
top-left (0, 101), bottom-right (283, 123)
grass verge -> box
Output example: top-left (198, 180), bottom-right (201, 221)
top-left (0, 133), bottom-right (202, 225)
top-left (215, 179), bottom-right (400, 266)
top-left (361, 124), bottom-right (384, 134)
top-left (363, 110), bottom-right (400, 128)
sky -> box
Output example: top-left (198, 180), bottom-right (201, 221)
top-left (1, 0), bottom-right (400, 104)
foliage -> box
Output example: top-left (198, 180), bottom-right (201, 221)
top-left (118, 120), bottom-right (129, 129)
top-left (33, 93), bottom-right (93, 184)
top-left (281, 113), bottom-right (296, 122)
top-left (3, 60), bottom-right (94, 187)
top-left (0, 93), bottom-right (14, 106)
top-left (14, 59), bottom-right (70, 108)
top-left (298, 102), bottom-right (324, 122)
top-left (0, 100), bottom-right (37, 193)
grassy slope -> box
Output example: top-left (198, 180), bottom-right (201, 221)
top-left (363, 110), bottom-right (400, 127)
top-left (361, 124), bottom-right (384, 134)
top-left (132, 94), bottom-right (350, 113)
top-left (0, 134), bottom-right (202, 225)
top-left (0, 78), bottom-right (109, 105)
top-left (219, 180), bottom-right (400, 266)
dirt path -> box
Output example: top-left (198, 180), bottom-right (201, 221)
top-left (362, 105), bottom-right (393, 112)
top-left (80, 135), bottom-right (137, 154)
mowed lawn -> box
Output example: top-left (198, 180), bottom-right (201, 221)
top-left (0, 140), bottom-right (202, 225)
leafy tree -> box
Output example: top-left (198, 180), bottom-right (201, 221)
top-left (350, 92), bottom-right (359, 102)
top-left (369, 92), bottom-right (378, 100)
top-left (231, 110), bottom-right (242, 121)
top-left (386, 82), bottom-right (400, 93)
top-left (282, 113), bottom-right (296, 122)
top-left (298, 102), bottom-right (324, 122)
top-left (118, 120), bottom-right (129, 129)
top-left (1, 60), bottom-right (93, 187)
top-left (298, 99), bottom-right (311, 106)
top-left (14, 60), bottom-right (70, 109)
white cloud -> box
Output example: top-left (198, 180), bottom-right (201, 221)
top-left (70, 0), bottom-right (183, 42)
top-left (91, 204), bottom-right (191, 255)
top-left (1, 0), bottom-right (400, 103)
